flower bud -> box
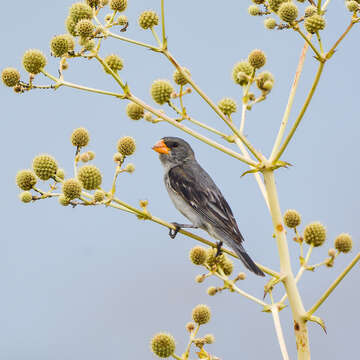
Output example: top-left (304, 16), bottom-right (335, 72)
top-left (110, 0), bottom-right (127, 12)
top-left (278, 2), bottom-right (298, 23)
top-left (334, 233), bottom-right (353, 253)
top-left (32, 154), bottom-right (58, 180)
top-left (77, 165), bottom-right (102, 190)
top-left (151, 333), bottom-right (176, 358)
top-left (207, 286), bottom-right (218, 296)
top-left (71, 128), bottom-right (90, 147)
top-left (304, 222), bottom-right (326, 247)
top-left (16, 170), bottom-right (37, 190)
top-left (304, 14), bottom-right (326, 34)
top-left (22, 49), bottom-right (46, 74)
top-left (173, 67), bottom-right (191, 86)
top-left (218, 98), bottom-right (237, 116)
top-left (192, 304), bottom-right (211, 325)
top-left (104, 54), bottom-right (123, 72)
top-left (248, 49), bottom-right (266, 69)
top-left (138, 10), bottom-right (159, 29)
top-left (94, 189), bottom-right (105, 202)
top-left (151, 80), bottom-right (174, 105)
top-left (117, 136), bottom-right (136, 156)
top-left (19, 191), bottom-right (33, 203)
top-left (126, 102), bottom-right (144, 120)
top-left (264, 18), bottom-right (277, 30)
top-left (125, 163), bottom-right (135, 173)
top-left (58, 194), bottom-right (70, 206)
top-left (1, 67), bottom-right (20, 87)
top-left (75, 19), bottom-right (95, 38)
top-left (62, 178), bottom-right (82, 200)
top-left (204, 334), bottom-right (215, 344)
top-left (248, 5), bottom-right (261, 16)
top-left (283, 209), bottom-right (301, 228)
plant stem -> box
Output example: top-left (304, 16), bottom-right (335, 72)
top-left (94, 54), bottom-right (126, 90)
top-left (271, 304), bottom-right (290, 360)
top-left (240, 103), bottom-right (247, 134)
top-left (172, 354), bottom-right (183, 360)
top-left (107, 31), bottom-right (160, 51)
top-left (307, 252), bottom-right (360, 316)
top-left (151, 27), bottom-right (162, 47)
top-left (273, 61), bottom-right (325, 163)
top-left (293, 26), bottom-right (322, 60)
top-left (263, 170), bottom-right (310, 359)
top-left (161, 0), bottom-right (166, 46)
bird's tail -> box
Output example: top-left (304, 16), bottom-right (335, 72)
top-left (231, 242), bottom-right (265, 277)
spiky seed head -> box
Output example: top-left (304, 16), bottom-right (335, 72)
top-left (346, 1), bottom-right (359, 11)
top-left (305, 5), bottom-right (317, 17)
top-left (22, 49), bottom-right (47, 74)
top-left (1, 67), bottom-right (20, 87)
top-left (16, 170), bottom-right (37, 190)
top-left (248, 49), bottom-right (266, 69)
top-left (248, 5), bottom-right (261, 16)
top-left (232, 61), bottom-right (253, 85)
top-left (189, 246), bottom-right (207, 265)
top-left (204, 334), bottom-right (215, 344)
top-left (75, 19), bottom-right (95, 38)
top-left (205, 247), bottom-right (225, 268)
top-left (116, 15), bottom-right (128, 25)
top-left (110, 0), bottom-right (127, 12)
top-left (192, 304), bottom-right (211, 325)
top-left (125, 163), bottom-right (135, 173)
top-left (138, 10), bottom-right (159, 29)
top-left (32, 154), bottom-right (58, 180)
top-left (218, 98), bottom-right (237, 115)
top-left (101, 0), bottom-right (109, 5)
top-left (80, 153), bottom-right (90, 163)
top-left (87, 150), bottom-right (95, 160)
top-left (56, 168), bottom-right (65, 180)
top-left (50, 35), bottom-right (69, 57)
top-left (173, 67), bottom-right (191, 86)
top-left (62, 178), bottom-right (82, 200)
top-left (19, 191), bottom-right (33, 203)
top-left (151, 333), bottom-right (176, 358)
top-left (264, 18), bottom-right (277, 29)
top-left (304, 14), bottom-right (326, 33)
top-left (186, 322), bottom-right (195, 332)
top-left (334, 233), bottom-right (353, 253)
top-left (77, 165), bottom-right (102, 190)
top-left (69, 3), bottom-right (93, 23)
top-left (207, 286), bottom-right (218, 296)
top-left (117, 136), bottom-right (136, 156)
top-left (304, 222), bottom-right (326, 247)
top-left (283, 209), bottom-right (301, 228)
top-left (86, 0), bottom-right (100, 8)
top-left (94, 189), bottom-right (105, 202)
top-left (151, 80), bottom-right (174, 105)
top-left (66, 16), bottom-right (78, 36)
top-left (79, 38), bottom-right (95, 51)
top-left (278, 2), bottom-right (298, 23)
top-left (71, 127), bottom-right (90, 147)
top-left (328, 248), bottom-right (336, 257)
top-left (58, 194), bottom-right (70, 206)
top-left (104, 54), bottom-right (123, 72)
top-left (113, 152), bottom-right (124, 162)
top-left (268, 0), bottom-right (287, 12)
top-left (126, 102), bottom-right (144, 120)
top-left (63, 34), bottom-right (76, 51)
top-left (221, 258), bottom-right (234, 276)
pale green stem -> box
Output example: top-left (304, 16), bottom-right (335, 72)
top-left (271, 304), bottom-right (290, 360)
top-left (240, 103), bottom-right (247, 134)
top-left (161, 0), bottom-right (166, 46)
top-left (317, 0), bottom-right (322, 12)
top-left (151, 27), bottom-right (162, 47)
top-left (279, 245), bottom-right (313, 304)
top-left (263, 170), bottom-right (310, 360)
top-left (322, 0), bottom-right (331, 10)
top-left (315, 31), bottom-right (324, 54)
top-left (107, 31), bottom-right (160, 51)
top-left (184, 324), bottom-right (200, 359)
top-left (94, 54), bottom-right (126, 90)
top-left (293, 26), bottom-right (322, 60)
top-left (307, 252), bottom-right (360, 317)
top-left (270, 39), bottom-right (310, 161)
top-left (172, 354), bottom-right (183, 360)
top-left (127, 94), bottom-right (258, 167)
top-left (163, 50), bottom-right (263, 162)
top-left (273, 61), bottom-right (325, 163)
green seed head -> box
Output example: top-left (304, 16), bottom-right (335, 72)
top-left (248, 49), bottom-right (266, 69)
top-left (278, 2), bottom-right (298, 23)
top-left (1, 67), bottom-right (20, 87)
top-left (221, 258), bottom-right (234, 276)
top-left (56, 168), bottom-right (65, 180)
top-left (77, 165), bottom-right (102, 190)
top-left (125, 163), bottom-right (135, 173)
top-left (86, 0), bottom-right (100, 8)
top-left (16, 170), bottom-right (37, 190)
top-left (138, 10), bottom-right (159, 29)
top-left (94, 189), bottom-right (105, 202)
top-left (104, 54), bottom-right (124, 72)
top-left (173, 67), bottom-right (191, 86)
top-left (151, 79), bottom-right (174, 105)
top-left (264, 18), bottom-right (277, 29)
top-left (207, 286), bottom-right (218, 296)
top-left (346, 1), bottom-right (359, 12)
top-left (304, 5), bottom-right (317, 17)
top-left (116, 15), bottom-right (128, 25)
top-left (71, 127), bottom-right (90, 148)
top-left (110, 0), bottom-right (127, 12)
top-left (66, 16), bottom-right (78, 36)
top-left (189, 246), bottom-right (207, 265)
top-left (19, 191), bottom-right (33, 203)
top-left (283, 209), bottom-right (301, 228)
top-left (62, 178), bottom-right (82, 200)
top-left (58, 194), bottom-right (70, 206)
top-left (75, 19), bottom-right (95, 38)
top-left (22, 49), bottom-right (47, 74)
top-left (218, 97), bottom-right (237, 116)
top-left (32, 154), bottom-right (58, 180)
top-left (117, 136), bottom-right (136, 156)
top-left (304, 222), bottom-right (326, 247)
top-left (192, 304), bottom-right (211, 325)
top-left (248, 5), bottom-right (261, 16)
top-left (63, 34), bottom-right (76, 51)
top-left (304, 14), bottom-right (326, 33)
top-left (232, 61), bottom-right (253, 85)
top-left (126, 102), bottom-right (144, 120)
top-left (334, 233), bottom-right (353, 253)
top-left (50, 35), bottom-right (70, 57)
top-left (69, 3), bottom-right (93, 24)
top-left (268, 0), bottom-right (288, 12)
top-left (204, 334), bottom-right (215, 344)
top-left (151, 333), bottom-right (176, 358)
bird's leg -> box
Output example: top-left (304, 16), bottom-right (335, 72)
top-left (169, 222), bottom-right (198, 239)
top-left (215, 241), bottom-right (223, 257)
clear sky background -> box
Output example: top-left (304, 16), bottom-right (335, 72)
top-left (1, 1), bottom-right (359, 359)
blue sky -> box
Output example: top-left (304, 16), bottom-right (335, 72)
top-left (1, 1), bottom-right (359, 359)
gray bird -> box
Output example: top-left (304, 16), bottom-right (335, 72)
top-left (152, 136), bottom-right (264, 276)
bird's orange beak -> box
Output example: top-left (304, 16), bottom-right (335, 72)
top-left (152, 139), bottom-right (170, 154)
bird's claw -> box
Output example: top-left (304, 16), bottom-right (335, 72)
top-left (215, 241), bottom-right (223, 257)
top-left (169, 222), bottom-right (181, 239)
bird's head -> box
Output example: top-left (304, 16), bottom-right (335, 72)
top-left (152, 137), bottom-right (195, 168)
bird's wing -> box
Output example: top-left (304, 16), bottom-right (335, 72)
top-left (168, 163), bottom-right (244, 243)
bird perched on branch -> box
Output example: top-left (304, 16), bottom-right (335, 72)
top-left (152, 136), bottom-right (264, 276)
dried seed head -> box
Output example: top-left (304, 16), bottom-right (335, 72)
top-left (110, 0), bottom-right (127, 12)
top-left (151, 80), bottom-right (174, 105)
top-left (189, 246), bottom-right (207, 265)
top-left (283, 209), bottom-right (301, 228)
top-left (19, 191), bottom-right (33, 203)
top-left (304, 14), bottom-right (326, 34)
top-left (71, 128), bottom-right (90, 147)
top-left (22, 49), bottom-right (47, 74)
top-left (264, 18), bottom-right (277, 29)
top-left (150, 333), bottom-right (176, 358)
top-left (16, 170), bottom-right (37, 190)
top-left (138, 10), bottom-right (159, 29)
top-left (126, 102), bottom-right (144, 120)
top-left (334, 233), bottom-right (353, 253)
top-left (77, 165), bottom-right (102, 190)
top-left (173, 67), bottom-right (191, 86)
top-left (62, 178), bottom-right (82, 200)
top-left (32, 154), bottom-right (58, 180)
top-left (117, 136), bottom-right (136, 156)
top-left (218, 97), bottom-right (237, 115)
top-left (304, 222), bottom-right (326, 247)
top-left (104, 54), bottom-right (124, 72)
top-left (248, 49), bottom-right (266, 69)
top-left (192, 304), bottom-right (211, 325)
top-left (1, 67), bottom-right (20, 87)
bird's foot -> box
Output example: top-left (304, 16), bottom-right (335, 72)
top-left (215, 241), bottom-right (223, 257)
top-left (169, 222), bottom-right (181, 239)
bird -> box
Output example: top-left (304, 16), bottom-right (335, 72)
top-left (152, 136), bottom-right (265, 276)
